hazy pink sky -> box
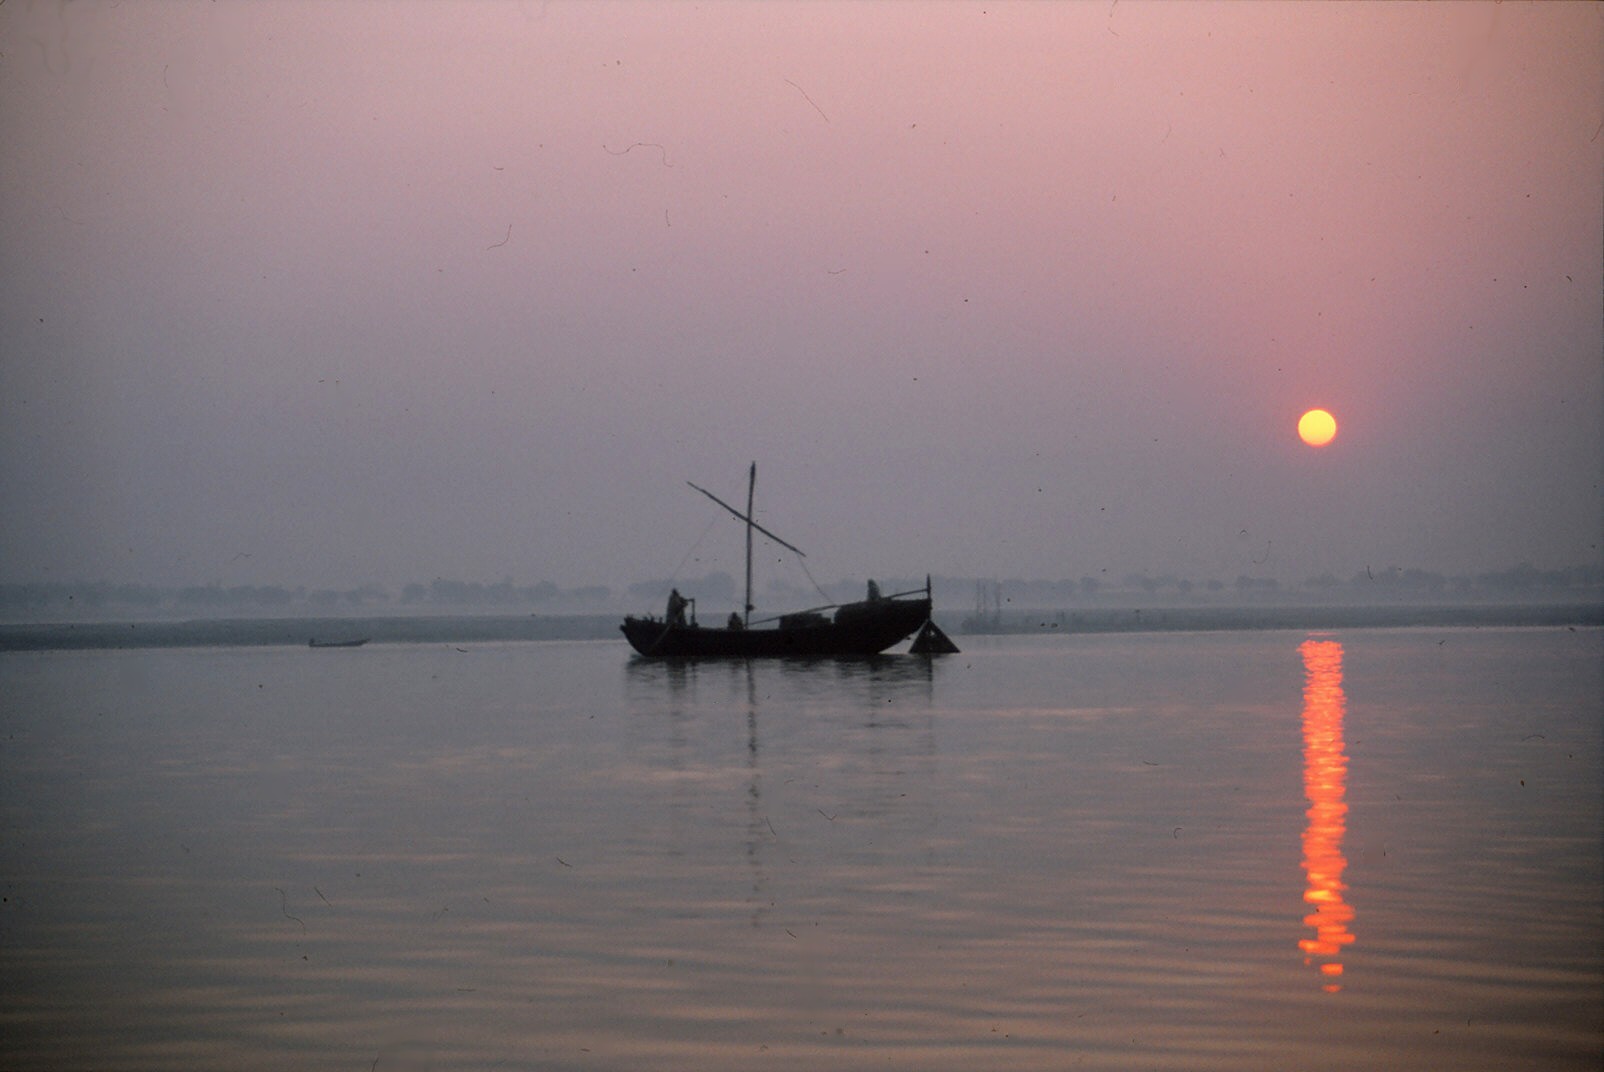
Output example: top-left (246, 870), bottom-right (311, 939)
top-left (2, 1), bottom-right (1599, 591)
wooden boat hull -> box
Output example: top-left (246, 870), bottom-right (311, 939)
top-left (621, 596), bottom-right (931, 658)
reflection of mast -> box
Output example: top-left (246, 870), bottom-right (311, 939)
top-left (1298, 637), bottom-right (1355, 991)
top-left (742, 662), bottom-right (769, 929)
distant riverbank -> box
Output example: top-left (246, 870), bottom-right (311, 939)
top-left (1, 603), bottom-right (1599, 652)
top-left (958, 601), bottom-right (1603, 636)
top-left (0, 614), bottom-right (623, 652)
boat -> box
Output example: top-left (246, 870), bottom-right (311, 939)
top-left (308, 637), bottom-right (369, 648)
top-left (620, 464), bottom-right (955, 658)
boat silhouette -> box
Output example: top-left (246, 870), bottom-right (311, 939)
top-left (620, 464), bottom-right (954, 658)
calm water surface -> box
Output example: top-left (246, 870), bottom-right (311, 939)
top-left (2, 628), bottom-right (1600, 1070)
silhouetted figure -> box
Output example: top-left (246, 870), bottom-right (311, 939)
top-left (727, 612), bottom-right (743, 630)
top-left (867, 579), bottom-right (883, 600)
top-left (666, 588), bottom-right (688, 626)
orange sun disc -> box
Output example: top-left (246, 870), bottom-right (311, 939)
top-left (1298, 409), bottom-right (1337, 447)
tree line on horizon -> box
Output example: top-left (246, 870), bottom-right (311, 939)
top-left (0, 562), bottom-right (1599, 615)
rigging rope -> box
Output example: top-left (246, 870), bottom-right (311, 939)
top-left (666, 515), bottom-right (722, 585)
top-left (670, 497), bottom-right (833, 608)
top-left (794, 552), bottom-right (834, 605)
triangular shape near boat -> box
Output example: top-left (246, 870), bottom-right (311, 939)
top-left (908, 619), bottom-right (960, 655)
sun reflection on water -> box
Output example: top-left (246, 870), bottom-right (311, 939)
top-left (1298, 637), bottom-right (1354, 991)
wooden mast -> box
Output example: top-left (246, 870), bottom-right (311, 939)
top-left (744, 462), bottom-right (756, 627)
top-left (685, 465), bottom-right (805, 629)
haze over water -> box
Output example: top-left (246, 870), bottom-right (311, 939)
top-left (3, 627), bottom-right (1599, 1070)
top-left (3, 1), bottom-right (1600, 593)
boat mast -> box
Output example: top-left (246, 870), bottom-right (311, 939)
top-left (685, 465), bottom-right (806, 629)
top-left (744, 462), bottom-right (756, 628)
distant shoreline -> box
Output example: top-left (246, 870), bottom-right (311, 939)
top-left (0, 604), bottom-right (1599, 652)
top-left (955, 602), bottom-right (1604, 636)
top-left (0, 614), bottom-right (624, 652)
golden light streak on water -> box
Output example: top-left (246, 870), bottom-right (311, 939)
top-left (1298, 637), bottom-right (1355, 991)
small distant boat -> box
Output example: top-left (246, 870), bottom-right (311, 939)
top-left (620, 464), bottom-right (956, 658)
top-left (308, 637), bottom-right (369, 648)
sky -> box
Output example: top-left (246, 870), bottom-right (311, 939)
top-left (2, 0), bottom-right (1600, 595)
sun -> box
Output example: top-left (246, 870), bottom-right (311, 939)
top-left (1298, 409), bottom-right (1337, 447)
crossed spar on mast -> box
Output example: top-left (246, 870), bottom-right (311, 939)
top-left (686, 462), bottom-right (806, 628)
top-left (685, 479), bottom-right (805, 558)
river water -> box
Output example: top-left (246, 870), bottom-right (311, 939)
top-left (2, 627), bottom-right (1599, 1070)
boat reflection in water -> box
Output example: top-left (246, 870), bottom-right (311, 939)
top-left (1298, 636), bottom-right (1355, 991)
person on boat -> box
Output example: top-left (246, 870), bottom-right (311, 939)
top-left (867, 579), bottom-right (883, 600)
top-left (666, 588), bottom-right (689, 626)
top-left (726, 612), bottom-right (743, 630)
